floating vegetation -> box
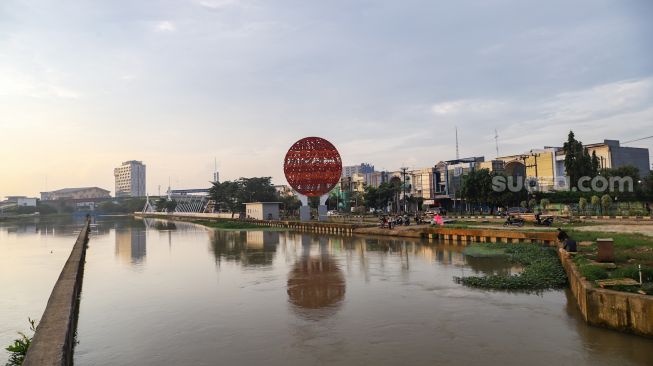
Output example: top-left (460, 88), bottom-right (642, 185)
top-left (456, 243), bottom-right (567, 291)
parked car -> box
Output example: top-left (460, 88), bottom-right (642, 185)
top-left (506, 207), bottom-right (529, 215)
top-left (426, 208), bottom-right (447, 216)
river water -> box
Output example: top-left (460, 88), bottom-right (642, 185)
top-left (2, 216), bottom-right (652, 365)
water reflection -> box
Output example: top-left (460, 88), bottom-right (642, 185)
top-left (287, 255), bottom-right (346, 319)
top-left (208, 230), bottom-right (278, 266)
top-left (0, 215), bottom-right (105, 236)
top-left (115, 227), bottom-right (146, 265)
top-left (464, 256), bottom-right (523, 276)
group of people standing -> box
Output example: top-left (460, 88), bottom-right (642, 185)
top-left (379, 212), bottom-right (445, 229)
top-left (380, 214), bottom-right (412, 229)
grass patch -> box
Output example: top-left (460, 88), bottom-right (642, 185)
top-left (611, 265), bottom-right (653, 282)
top-left (566, 230), bottom-right (653, 267)
top-left (578, 265), bottom-right (609, 281)
top-left (456, 243), bottom-right (567, 291)
top-left (567, 230), bottom-right (653, 250)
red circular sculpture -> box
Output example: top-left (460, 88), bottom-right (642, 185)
top-left (283, 137), bottom-right (342, 197)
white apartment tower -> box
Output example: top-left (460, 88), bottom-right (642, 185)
top-left (114, 160), bottom-right (146, 197)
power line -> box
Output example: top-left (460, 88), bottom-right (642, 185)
top-left (622, 135), bottom-right (653, 145)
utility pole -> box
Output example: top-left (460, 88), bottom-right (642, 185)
top-left (494, 129), bottom-right (499, 158)
top-left (455, 127), bottom-right (460, 160)
top-left (401, 167), bottom-right (409, 213)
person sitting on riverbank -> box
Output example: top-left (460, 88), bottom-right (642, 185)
top-left (563, 238), bottom-right (577, 252)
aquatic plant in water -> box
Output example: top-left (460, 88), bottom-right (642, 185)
top-left (456, 243), bottom-right (567, 291)
top-left (5, 318), bottom-right (37, 366)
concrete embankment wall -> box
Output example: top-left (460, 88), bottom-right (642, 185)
top-left (23, 220), bottom-right (90, 366)
top-left (136, 212), bottom-right (558, 244)
top-left (558, 249), bottom-right (653, 337)
top-left (135, 212), bottom-right (366, 235)
top-left (355, 226), bottom-right (558, 245)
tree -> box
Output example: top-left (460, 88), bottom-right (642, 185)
top-left (388, 177), bottom-right (403, 212)
top-left (591, 151), bottom-right (600, 176)
top-left (600, 165), bottom-right (641, 182)
top-left (645, 171), bottom-right (653, 198)
top-left (363, 186), bottom-right (380, 210)
top-left (461, 169), bottom-right (494, 210)
top-left (362, 182), bottom-right (399, 212)
top-left (579, 197), bottom-right (588, 214)
top-left (591, 195), bottom-right (600, 214)
top-left (540, 198), bottom-right (550, 211)
top-left (601, 194), bottom-right (612, 215)
top-left (528, 198), bottom-right (537, 210)
top-left (208, 180), bottom-right (243, 215)
top-left (278, 194), bottom-right (301, 216)
top-left (240, 177), bottom-right (277, 203)
top-left (155, 197), bottom-right (177, 212)
top-left (563, 131), bottom-right (594, 189)
top-left (209, 177), bottom-right (282, 216)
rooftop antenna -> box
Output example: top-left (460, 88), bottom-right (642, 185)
top-left (494, 129), bottom-right (499, 158)
top-left (455, 126), bottom-right (460, 160)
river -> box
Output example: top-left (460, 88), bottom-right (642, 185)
top-left (1, 216), bottom-right (652, 365)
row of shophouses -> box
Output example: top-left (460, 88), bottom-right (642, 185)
top-left (338, 139), bottom-right (651, 211)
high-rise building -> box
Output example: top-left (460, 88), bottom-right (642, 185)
top-left (114, 160), bottom-right (146, 197)
top-left (342, 163), bottom-right (375, 178)
top-left (212, 158), bottom-right (220, 183)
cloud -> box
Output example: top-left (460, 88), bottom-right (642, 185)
top-left (196, 0), bottom-right (241, 10)
top-left (431, 99), bottom-right (509, 117)
top-left (427, 78), bottom-right (653, 157)
top-left (154, 21), bottom-right (176, 33)
top-left (0, 68), bottom-right (81, 99)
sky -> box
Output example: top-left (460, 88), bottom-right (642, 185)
top-left (1, 0), bottom-right (652, 198)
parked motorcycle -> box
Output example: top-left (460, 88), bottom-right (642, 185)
top-left (504, 216), bottom-right (525, 227)
top-left (535, 217), bottom-right (554, 227)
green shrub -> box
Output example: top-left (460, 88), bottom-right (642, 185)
top-left (578, 265), bottom-right (608, 281)
top-left (611, 265), bottom-right (653, 282)
top-left (5, 318), bottom-right (37, 366)
top-left (641, 283), bottom-right (653, 294)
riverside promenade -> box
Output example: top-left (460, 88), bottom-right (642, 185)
top-left (134, 212), bottom-right (558, 245)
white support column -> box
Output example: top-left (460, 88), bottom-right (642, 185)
top-left (318, 194), bottom-right (328, 222)
top-left (297, 192), bottom-right (311, 222)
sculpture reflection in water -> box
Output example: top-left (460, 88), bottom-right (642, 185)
top-left (287, 253), bottom-right (346, 320)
